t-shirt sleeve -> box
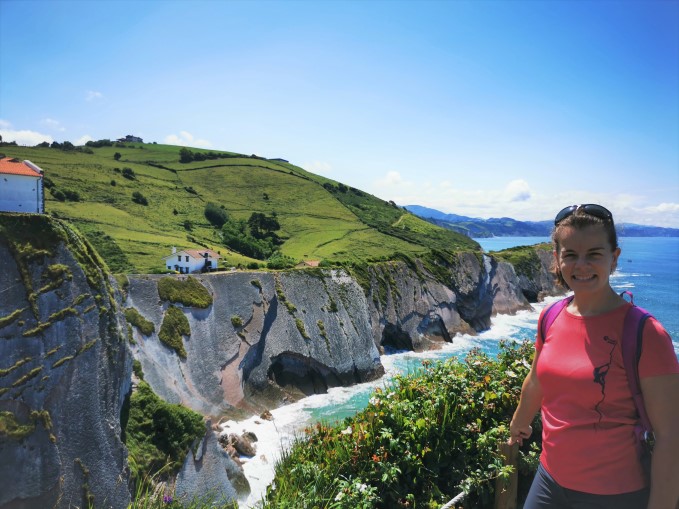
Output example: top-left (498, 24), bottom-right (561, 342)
top-left (638, 317), bottom-right (679, 379)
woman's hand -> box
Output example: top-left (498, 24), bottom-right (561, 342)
top-left (508, 422), bottom-right (532, 446)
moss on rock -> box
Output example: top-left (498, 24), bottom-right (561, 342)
top-left (157, 276), bottom-right (212, 308)
top-left (158, 305), bottom-right (190, 358)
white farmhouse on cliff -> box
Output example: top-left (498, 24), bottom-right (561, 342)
top-left (0, 157), bottom-right (45, 214)
top-left (163, 247), bottom-right (221, 274)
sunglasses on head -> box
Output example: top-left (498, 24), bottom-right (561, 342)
top-left (554, 204), bottom-right (613, 225)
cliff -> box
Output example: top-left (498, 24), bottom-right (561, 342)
top-left (0, 213), bottom-right (559, 507)
top-left (126, 248), bottom-right (560, 418)
top-left (0, 214), bottom-right (131, 509)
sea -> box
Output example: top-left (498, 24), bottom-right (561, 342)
top-left (228, 236), bottom-right (679, 508)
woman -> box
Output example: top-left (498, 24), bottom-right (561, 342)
top-left (509, 204), bottom-right (679, 509)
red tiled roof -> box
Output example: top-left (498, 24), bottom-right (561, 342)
top-left (0, 157), bottom-right (43, 177)
top-left (184, 249), bottom-right (221, 259)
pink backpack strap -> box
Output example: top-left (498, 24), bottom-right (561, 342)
top-left (620, 292), bottom-right (654, 442)
top-left (538, 296), bottom-right (573, 344)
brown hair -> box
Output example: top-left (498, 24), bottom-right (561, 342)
top-left (551, 208), bottom-right (619, 289)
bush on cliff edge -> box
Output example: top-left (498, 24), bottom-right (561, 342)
top-left (263, 341), bottom-right (542, 509)
top-left (122, 381), bottom-right (205, 487)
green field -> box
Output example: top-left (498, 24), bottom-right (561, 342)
top-left (0, 142), bottom-right (479, 273)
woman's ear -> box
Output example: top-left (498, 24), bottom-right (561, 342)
top-left (611, 247), bottom-right (621, 273)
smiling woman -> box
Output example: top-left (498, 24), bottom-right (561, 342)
top-left (510, 205), bottom-right (679, 509)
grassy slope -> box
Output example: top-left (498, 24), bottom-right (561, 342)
top-left (0, 143), bottom-right (479, 273)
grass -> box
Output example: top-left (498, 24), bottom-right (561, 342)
top-left (157, 276), bottom-right (213, 308)
top-left (0, 143), bottom-right (480, 273)
top-left (489, 244), bottom-right (550, 279)
top-left (158, 306), bottom-right (190, 358)
top-left (125, 307), bottom-right (155, 336)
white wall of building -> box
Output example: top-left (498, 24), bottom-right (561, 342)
top-left (0, 174), bottom-right (44, 213)
top-left (164, 253), bottom-right (204, 274)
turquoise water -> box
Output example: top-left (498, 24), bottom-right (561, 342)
top-left (306, 236), bottom-right (679, 424)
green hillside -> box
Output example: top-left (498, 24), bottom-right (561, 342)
top-left (0, 142), bottom-right (478, 273)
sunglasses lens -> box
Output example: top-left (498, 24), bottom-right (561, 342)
top-left (554, 205), bottom-right (577, 225)
top-left (554, 204), bottom-right (612, 225)
top-left (581, 204), bottom-right (612, 221)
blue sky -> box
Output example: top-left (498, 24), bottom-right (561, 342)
top-left (1, 0), bottom-right (678, 227)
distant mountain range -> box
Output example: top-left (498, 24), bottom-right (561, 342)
top-left (404, 205), bottom-right (679, 238)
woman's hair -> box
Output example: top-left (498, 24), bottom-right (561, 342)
top-left (551, 207), bottom-right (619, 289)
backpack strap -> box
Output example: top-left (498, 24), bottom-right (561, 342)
top-left (620, 292), bottom-right (654, 442)
top-left (538, 296), bottom-right (573, 344)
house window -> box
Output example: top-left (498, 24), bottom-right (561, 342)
top-left (177, 256), bottom-right (181, 262)
top-left (185, 256), bottom-right (189, 262)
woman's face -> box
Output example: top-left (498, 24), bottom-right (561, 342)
top-left (554, 224), bottom-right (621, 297)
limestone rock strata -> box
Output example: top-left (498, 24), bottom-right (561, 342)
top-left (127, 247), bottom-right (559, 416)
top-left (0, 215), bottom-right (131, 509)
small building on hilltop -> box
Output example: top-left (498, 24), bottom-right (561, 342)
top-left (163, 247), bottom-right (221, 274)
top-left (0, 157), bottom-right (45, 214)
top-left (117, 135), bottom-right (143, 143)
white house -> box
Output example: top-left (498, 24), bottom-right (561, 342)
top-left (0, 157), bottom-right (45, 214)
top-left (163, 247), bottom-right (221, 274)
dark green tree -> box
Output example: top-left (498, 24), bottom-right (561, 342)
top-left (204, 202), bottom-right (228, 227)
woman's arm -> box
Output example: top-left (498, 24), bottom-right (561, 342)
top-left (509, 349), bottom-right (543, 446)
top-left (641, 373), bottom-right (679, 509)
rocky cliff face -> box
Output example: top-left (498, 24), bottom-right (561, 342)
top-left (126, 270), bottom-right (385, 417)
top-left (0, 215), bottom-right (131, 509)
top-left (126, 247), bottom-right (559, 417)
top-left (0, 213), bottom-right (559, 508)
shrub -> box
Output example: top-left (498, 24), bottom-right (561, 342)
top-left (122, 381), bottom-right (204, 485)
top-left (110, 179), bottom-right (116, 186)
top-left (157, 276), bottom-right (212, 308)
top-left (50, 188), bottom-right (65, 201)
top-left (122, 167), bottom-right (136, 180)
top-left (204, 202), bottom-right (228, 227)
top-left (262, 341), bottom-right (541, 509)
top-left (63, 189), bottom-right (80, 202)
top-left (132, 359), bottom-right (144, 380)
top-left (267, 252), bottom-right (297, 270)
top-left (132, 191), bottom-right (148, 205)
top-left (125, 307), bottom-right (155, 336)
top-left (179, 147), bottom-right (193, 163)
top-left (231, 315), bottom-right (243, 328)
top-left (158, 305), bottom-right (190, 358)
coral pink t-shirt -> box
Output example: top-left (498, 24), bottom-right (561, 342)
top-left (535, 302), bottom-right (679, 495)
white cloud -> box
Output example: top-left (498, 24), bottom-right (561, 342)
top-left (41, 118), bottom-right (66, 132)
top-left (365, 171), bottom-right (679, 227)
top-left (0, 120), bottom-right (53, 146)
top-left (74, 135), bottom-right (94, 146)
top-left (86, 90), bottom-right (103, 101)
top-left (302, 160), bottom-right (333, 176)
top-left (375, 170), bottom-right (408, 187)
top-left (165, 131), bottom-right (212, 148)
top-left (502, 179), bottom-right (532, 202)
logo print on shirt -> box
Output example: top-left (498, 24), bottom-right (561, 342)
top-left (593, 335), bottom-right (617, 427)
